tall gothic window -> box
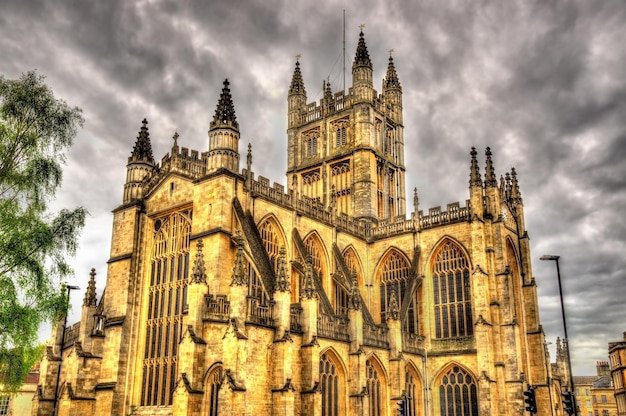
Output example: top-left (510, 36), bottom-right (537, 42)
top-left (142, 210), bottom-right (191, 407)
top-left (259, 218), bottom-right (282, 275)
top-left (432, 240), bottom-right (472, 338)
top-left (206, 365), bottom-right (223, 416)
top-left (320, 352), bottom-right (340, 416)
top-left (438, 366), bottom-right (478, 416)
top-left (367, 360), bottom-right (383, 416)
top-left (406, 368), bottom-right (419, 416)
top-left (331, 161), bottom-right (351, 215)
top-left (379, 251), bottom-right (419, 333)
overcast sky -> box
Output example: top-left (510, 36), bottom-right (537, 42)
top-left (1, 0), bottom-right (625, 376)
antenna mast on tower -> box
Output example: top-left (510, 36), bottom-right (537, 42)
top-left (342, 9), bottom-right (346, 92)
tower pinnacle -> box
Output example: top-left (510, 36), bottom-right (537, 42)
top-left (289, 59), bottom-right (306, 96)
top-left (383, 54), bottom-right (401, 91)
top-left (129, 118), bottom-right (154, 163)
top-left (353, 30), bottom-right (372, 70)
top-left (210, 79), bottom-right (239, 131)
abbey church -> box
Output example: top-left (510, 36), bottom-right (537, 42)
top-left (33, 30), bottom-right (567, 416)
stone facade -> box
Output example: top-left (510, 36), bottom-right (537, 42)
top-left (609, 332), bottom-right (626, 415)
top-left (34, 30), bottom-right (565, 416)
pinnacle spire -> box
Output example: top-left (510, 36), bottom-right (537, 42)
top-left (470, 147), bottom-right (482, 187)
top-left (210, 79), bottom-right (239, 131)
top-left (510, 167), bottom-right (522, 204)
top-left (231, 234), bottom-right (246, 286)
top-left (130, 118), bottom-right (155, 163)
top-left (484, 147), bottom-right (497, 188)
top-left (383, 54), bottom-right (401, 90)
top-left (275, 246), bottom-right (290, 293)
top-left (83, 268), bottom-right (97, 307)
top-left (289, 59), bottom-right (306, 96)
top-left (353, 30), bottom-right (372, 70)
top-left (191, 240), bottom-right (207, 284)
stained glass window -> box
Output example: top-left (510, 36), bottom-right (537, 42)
top-left (432, 241), bottom-right (472, 338)
top-left (141, 210), bottom-right (191, 407)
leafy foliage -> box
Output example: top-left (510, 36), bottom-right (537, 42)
top-left (0, 71), bottom-right (86, 391)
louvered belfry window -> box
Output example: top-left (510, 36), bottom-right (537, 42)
top-left (141, 210), bottom-right (191, 407)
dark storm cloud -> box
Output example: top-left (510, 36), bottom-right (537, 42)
top-left (1, 0), bottom-right (625, 375)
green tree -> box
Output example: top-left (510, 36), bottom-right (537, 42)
top-left (0, 71), bottom-right (86, 391)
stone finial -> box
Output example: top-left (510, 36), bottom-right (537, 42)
top-left (191, 240), bottom-right (207, 284)
top-left (210, 79), bottom-right (239, 131)
top-left (353, 29), bottom-right (372, 70)
top-left (275, 246), bottom-right (290, 293)
top-left (246, 143), bottom-right (252, 171)
top-left (484, 147), bottom-right (497, 188)
top-left (231, 234), bottom-right (247, 287)
top-left (83, 268), bottom-right (97, 307)
top-left (383, 54), bottom-right (401, 90)
top-left (510, 167), bottom-right (522, 204)
top-left (289, 59), bottom-right (306, 96)
top-left (470, 147), bottom-right (482, 187)
top-left (129, 118), bottom-right (155, 163)
top-left (387, 289), bottom-right (400, 321)
top-left (413, 187), bottom-right (419, 214)
top-left (301, 255), bottom-right (316, 300)
top-left (348, 272), bottom-right (361, 311)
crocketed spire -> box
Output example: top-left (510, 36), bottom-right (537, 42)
top-left (83, 268), bottom-right (97, 307)
top-left (289, 59), bottom-right (306, 96)
top-left (469, 147), bottom-right (482, 187)
top-left (353, 30), bottom-right (372, 69)
top-left (484, 147), bottom-right (498, 188)
top-left (210, 79), bottom-right (239, 131)
top-left (130, 118), bottom-right (154, 163)
top-left (231, 234), bottom-right (246, 287)
top-left (383, 55), bottom-right (401, 90)
top-left (191, 240), bottom-right (207, 284)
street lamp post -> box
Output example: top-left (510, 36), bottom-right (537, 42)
top-left (52, 284), bottom-right (79, 416)
top-left (540, 254), bottom-right (577, 416)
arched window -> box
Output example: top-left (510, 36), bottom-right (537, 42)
top-left (336, 126), bottom-right (346, 146)
top-left (405, 367), bottom-right (420, 416)
top-left (379, 251), bottom-right (419, 333)
top-left (432, 240), bottom-right (472, 338)
top-left (320, 352), bottom-right (340, 416)
top-left (142, 209), bottom-right (192, 407)
top-left (259, 219), bottom-right (282, 275)
top-left (438, 366), bottom-right (478, 416)
top-left (367, 359), bottom-right (383, 416)
top-left (206, 365), bottom-right (223, 416)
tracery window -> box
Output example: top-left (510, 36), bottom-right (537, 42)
top-left (379, 251), bottom-right (418, 333)
top-left (142, 210), bottom-right (191, 407)
top-left (331, 161), bottom-right (351, 215)
top-left (206, 365), bottom-right (223, 416)
top-left (304, 135), bottom-right (318, 157)
top-left (259, 219), bottom-right (281, 275)
top-left (405, 368), bottom-right (419, 416)
top-left (301, 170), bottom-right (321, 200)
top-left (432, 240), bottom-right (472, 338)
top-left (366, 360), bottom-right (382, 416)
top-left (438, 366), bottom-right (478, 416)
top-left (320, 352), bottom-right (340, 416)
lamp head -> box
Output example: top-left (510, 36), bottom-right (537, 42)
top-left (540, 255), bottom-right (560, 261)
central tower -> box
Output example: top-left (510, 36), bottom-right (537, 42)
top-left (286, 30), bottom-right (406, 222)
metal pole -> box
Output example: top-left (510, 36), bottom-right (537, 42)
top-left (541, 255), bottom-right (577, 415)
top-left (52, 285), bottom-right (79, 416)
